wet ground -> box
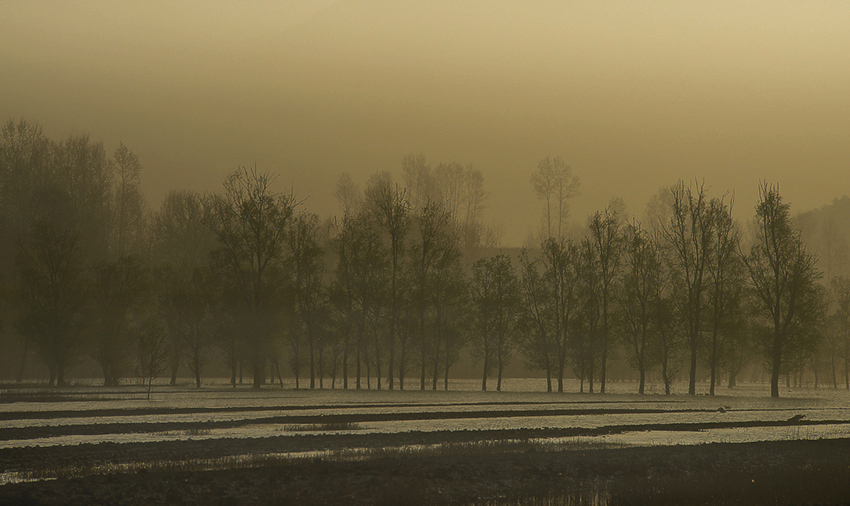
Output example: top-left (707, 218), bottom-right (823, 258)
top-left (2, 380), bottom-right (850, 504)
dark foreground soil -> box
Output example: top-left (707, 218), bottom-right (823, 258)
top-left (3, 438), bottom-right (850, 505)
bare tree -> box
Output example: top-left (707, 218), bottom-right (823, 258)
top-left (0, 119), bottom-right (53, 381)
top-left (287, 212), bottom-right (327, 389)
top-left (741, 183), bottom-right (826, 398)
top-left (90, 255), bottom-right (149, 386)
top-left (531, 157), bottom-right (580, 240)
top-left (661, 181), bottom-right (714, 395)
top-left (16, 218), bottom-right (87, 387)
top-left (587, 205), bottom-right (622, 393)
top-left (705, 195), bottom-right (743, 395)
top-left (51, 134), bottom-right (113, 263)
top-left (135, 314), bottom-right (169, 401)
top-left (363, 173), bottom-right (409, 389)
top-left (619, 219), bottom-right (658, 394)
top-left (535, 238), bottom-right (580, 392)
top-left (150, 190), bottom-right (216, 385)
top-left (402, 153), bottom-right (434, 212)
top-left (410, 199), bottom-right (453, 390)
top-left (208, 166), bottom-right (295, 388)
top-left (111, 143), bottom-right (146, 258)
top-left (518, 248), bottom-right (556, 392)
top-left (429, 226), bottom-right (463, 390)
top-left (830, 276), bottom-right (850, 389)
top-left (471, 255), bottom-right (522, 391)
top-left (650, 231), bottom-right (682, 395)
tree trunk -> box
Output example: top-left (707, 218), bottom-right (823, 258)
top-left (230, 353), bottom-right (237, 388)
top-left (252, 361), bottom-right (265, 390)
top-left (600, 332), bottom-right (608, 394)
top-left (557, 354), bottom-right (565, 393)
top-left (388, 335), bottom-right (394, 391)
top-left (638, 365), bottom-right (646, 394)
top-left (432, 351), bottom-right (439, 391)
top-left (832, 348), bottom-right (838, 389)
top-left (356, 334), bottom-right (362, 390)
top-left (689, 343), bottom-right (698, 395)
top-left (481, 355), bottom-right (488, 391)
top-left (16, 340), bottom-right (29, 383)
top-left (399, 351), bottom-right (406, 390)
top-left (388, 312), bottom-right (396, 390)
top-left (845, 351), bottom-right (849, 389)
top-left (709, 329), bottom-right (718, 396)
top-left (497, 358), bottom-right (503, 392)
top-left (771, 345), bottom-right (782, 398)
top-left (366, 360), bottom-right (371, 389)
top-left (309, 329), bottom-right (316, 389)
top-left (170, 347), bottom-right (179, 386)
top-left (57, 363), bottom-right (67, 387)
top-left (275, 360), bottom-right (284, 387)
top-left (374, 328), bottom-right (382, 390)
top-left (444, 347), bottom-right (450, 391)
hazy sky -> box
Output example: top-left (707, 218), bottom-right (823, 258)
top-left (3, 1), bottom-right (849, 245)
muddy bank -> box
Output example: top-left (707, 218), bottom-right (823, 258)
top-left (2, 438), bottom-right (850, 505)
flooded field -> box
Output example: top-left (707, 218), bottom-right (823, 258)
top-left (3, 379), bottom-right (850, 504)
top-left (3, 379), bottom-right (849, 451)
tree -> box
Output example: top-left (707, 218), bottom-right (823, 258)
top-left (471, 255), bottom-right (522, 391)
top-left (429, 227), bottom-right (464, 390)
top-left (16, 218), bottom-right (87, 387)
top-left (531, 157), bottom-right (580, 240)
top-left (521, 238), bottom-right (580, 393)
top-left (51, 134), bottom-right (113, 263)
top-left (586, 205), bottom-right (622, 392)
top-left (705, 196), bottom-right (744, 395)
top-left (90, 255), bottom-right (149, 386)
top-left (111, 143), bottom-right (146, 257)
top-left (0, 119), bottom-right (53, 380)
top-left (742, 183), bottom-right (826, 398)
top-left (135, 314), bottom-right (169, 401)
top-left (409, 199), bottom-right (453, 390)
top-left (208, 166), bottom-right (295, 388)
top-left (649, 234), bottom-right (681, 395)
top-left (619, 220), bottom-right (659, 394)
top-left (363, 173), bottom-right (409, 389)
top-left (287, 212), bottom-right (327, 389)
top-left (830, 276), bottom-right (850, 389)
top-left (402, 153), bottom-right (434, 212)
top-left (332, 207), bottom-right (387, 389)
top-left (150, 190), bottom-right (216, 385)
top-left (661, 181), bottom-right (714, 395)
top-left (155, 263), bottom-right (215, 388)
top-left (518, 248), bottom-right (556, 392)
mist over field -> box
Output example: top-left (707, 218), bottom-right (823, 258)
top-left (3, 3), bottom-right (850, 505)
top-left (3, 1), bottom-right (850, 245)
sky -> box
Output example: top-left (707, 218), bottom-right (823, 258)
top-left (2, 1), bottom-right (849, 246)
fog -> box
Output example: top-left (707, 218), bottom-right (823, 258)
top-left (3, 1), bottom-right (849, 245)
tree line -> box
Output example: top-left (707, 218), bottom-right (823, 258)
top-left (1, 118), bottom-right (846, 398)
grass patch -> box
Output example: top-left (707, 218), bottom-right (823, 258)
top-left (282, 421), bottom-right (363, 432)
top-left (183, 428), bottom-right (212, 436)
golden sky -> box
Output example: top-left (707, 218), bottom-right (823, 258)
top-left (2, 1), bottom-right (849, 244)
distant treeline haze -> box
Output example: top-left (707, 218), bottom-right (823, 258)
top-left (2, 119), bottom-right (849, 398)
